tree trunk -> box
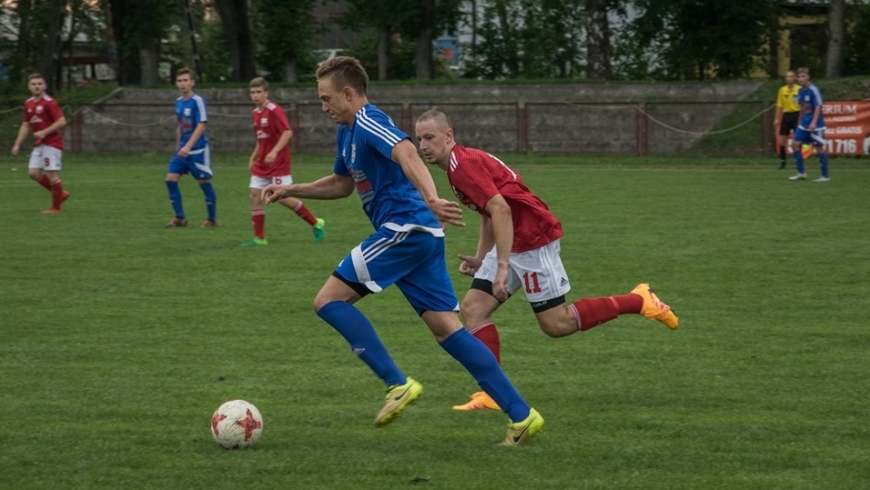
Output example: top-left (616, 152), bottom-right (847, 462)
top-left (283, 57), bottom-right (298, 83)
top-left (40, 0), bottom-right (66, 93)
top-left (213, 0), bottom-right (256, 81)
top-left (585, 0), bottom-right (611, 80)
top-left (415, 0), bottom-right (435, 80)
top-left (495, 0), bottom-right (518, 76)
top-left (139, 42), bottom-right (160, 86)
top-left (825, 0), bottom-right (845, 77)
top-left (110, 0), bottom-right (142, 85)
top-left (14, 0), bottom-right (32, 82)
top-left (377, 26), bottom-right (391, 81)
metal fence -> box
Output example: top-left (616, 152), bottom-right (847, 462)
top-left (68, 100), bottom-right (776, 156)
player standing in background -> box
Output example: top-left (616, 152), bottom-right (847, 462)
top-left (415, 110), bottom-right (679, 411)
top-left (11, 73), bottom-right (69, 213)
top-left (261, 57), bottom-right (543, 445)
top-left (774, 70), bottom-right (800, 170)
top-left (790, 67), bottom-right (830, 182)
top-left (165, 68), bottom-right (217, 227)
top-left (243, 77), bottom-right (325, 246)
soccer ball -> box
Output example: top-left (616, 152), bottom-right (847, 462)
top-left (210, 400), bottom-right (263, 449)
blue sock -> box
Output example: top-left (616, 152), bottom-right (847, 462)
top-left (794, 150), bottom-right (805, 174)
top-left (165, 180), bottom-right (184, 218)
top-left (199, 182), bottom-right (216, 222)
top-left (316, 301), bottom-right (406, 387)
top-left (819, 153), bottom-right (829, 178)
top-left (439, 328), bottom-right (530, 422)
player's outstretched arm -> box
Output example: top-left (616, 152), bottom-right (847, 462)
top-left (483, 194), bottom-right (513, 301)
top-left (261, 173), bottom-right (354, 204)
top-left (11, 121), bottom-right (30, 155)
top-left (391, 139), bottom-right (464, 227)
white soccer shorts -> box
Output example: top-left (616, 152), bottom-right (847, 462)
top-left (473, 239), bottom-right (571, 303)
top-left (28, 145), bottom-right (63, 171)
top-left (249, 174), bottom-right (292, 190)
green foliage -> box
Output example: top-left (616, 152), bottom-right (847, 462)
top-left (253, 0), bottom-right (319, 82)
top-left (628, 0), bottom-right (775, 80)
top-left (199, 16), bottom-right (234, 82)
top-left (465, 0), bottom-right (585, 79)
top-left (345, 34), bottom-right (417, 81)
top-left (843, 2), bottom-right (870, 76)
top-left (3, 155), bottom-right (870, 489)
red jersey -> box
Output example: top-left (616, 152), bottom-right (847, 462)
top-left (448, 144), bottom-right (563, 253)
top-left (251, 101), bottom-right (292, 177)
top-left (24, 95), bottom-right (64, 150)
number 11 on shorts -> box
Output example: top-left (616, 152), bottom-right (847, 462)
top-left (523, 272), bottom-right (542, 294)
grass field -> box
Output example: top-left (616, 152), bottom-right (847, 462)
top-left (2, 153), bottom-right (869, 490)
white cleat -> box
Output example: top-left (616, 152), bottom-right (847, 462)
top-left (789, 173), bottom-right (807, 181)
top-left (814, 176), bottom-right (830, 182)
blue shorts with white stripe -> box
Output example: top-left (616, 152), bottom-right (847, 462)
top-left (334, 227), bottom-right (459, 316)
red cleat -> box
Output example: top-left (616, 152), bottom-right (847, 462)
top-left (166, 217), bottom-right (188, 228)
top-left (201, 220), bottom-right (217, 228)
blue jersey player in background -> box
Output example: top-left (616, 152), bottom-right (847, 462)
top-left (262, 56), bottom-right (543, 445)
top-left (790, 67), bottom-right (830, 182)
top-left (165, 68), bottom-right (218, 227)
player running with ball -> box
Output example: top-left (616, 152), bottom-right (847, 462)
top-left (415, 109), bottom-right (680, 411)
top-left (262, 57), bottom-right (543, 445)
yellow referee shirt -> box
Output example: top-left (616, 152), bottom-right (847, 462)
top-left (776, 84), bottom-right (800, 113)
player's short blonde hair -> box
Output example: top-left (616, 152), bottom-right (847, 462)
top-left (796, 67), bottom-right (810, 77)
top-left (28, 73), bottom-right (44, 81)
top-left (249, 77), bottom-right (269, 90)
top-left (416, 109), bottom-right (453, 132)
top-left (316, 56), bottom-right (368, 95)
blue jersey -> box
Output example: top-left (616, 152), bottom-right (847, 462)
top-left (175, 94), bottom-right (209, 150)
top-left (798, 84), bottom-right (826, 130)
top-left (333, 103), bottom-right (442, 236)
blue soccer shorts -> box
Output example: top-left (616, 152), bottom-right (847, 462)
top-left (334, 227), bottom-right (459, 316)
top-left (793, 128), bottom-right (826, 147)
top-left (167, 145), bottom-right (213, 179)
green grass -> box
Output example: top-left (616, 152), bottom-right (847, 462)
top-left (2, 153), bottom-right (869, 490)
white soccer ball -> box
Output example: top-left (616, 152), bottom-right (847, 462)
top-left (210, 399), bottom-right (263, 449)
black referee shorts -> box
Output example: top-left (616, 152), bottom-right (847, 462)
top-left (779, 112), bottom-right (799, 136)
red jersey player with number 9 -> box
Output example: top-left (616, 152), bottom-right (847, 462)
top-left (11, 73), bottom-right (69, 213)
top-left (243, 77), bottom-right (325, 246)
top-left (415, 109), bottom-right (680, 411)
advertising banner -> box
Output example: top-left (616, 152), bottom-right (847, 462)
top-left (785, 101), bottom-right (870, 156)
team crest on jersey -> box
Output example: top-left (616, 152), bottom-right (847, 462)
top-left (184, 108), bottom-right (191, 116)
top-left (351, 143), bottom-right (357, 163)
top-left (260, 117), bottom-right (268, 126)
top-left (35, 105), bottom-right (44, 114)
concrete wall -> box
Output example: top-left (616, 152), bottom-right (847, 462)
top-left (68, 81), bottom-right (764, 154)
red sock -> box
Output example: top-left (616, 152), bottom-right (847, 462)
top-left (252, 209), bottom-right (265, 239)
top-left (570, 294), bottom-right (643, 331)
top-left (293, 201), bottom-right (318, 226)
top-left (36, 175), bottom-right (52, 191)
top-left (470, 323), bottom-right (501, 364)
top-left (50, 181), bottom-right (65, 209)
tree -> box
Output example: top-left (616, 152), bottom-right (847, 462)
top-left (825, 0), bottom-right (846, 77)
top-left (415, 0), bottom-right (435, 79)
top-left (211, 0), bottom-right (256, 81)
top-left (106, 0), bottom-right (177, 86)
top-left (586, 0), bottom-right (611, 79)
top-left (628, 0), bottom-right (774, 80)
top-left (253, 0), bottom-right (318, 82)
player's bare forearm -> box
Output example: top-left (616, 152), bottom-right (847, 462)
top-left (392, 140), bottom-right (441, 204)
top-left (485, 195), bottom-right (513, 266)
top-left (250, 142), bottom-right (260, 164)
top-left (476, 216), bottom-right (496, 259)
top-left (272, 129), bottom-right (293, 153)
top-left (185, 122), bottom-right (207, 149)
top-left (281, 174), bottom-right (354, 200)
top-left (13, 122), bottom-right (29, 148)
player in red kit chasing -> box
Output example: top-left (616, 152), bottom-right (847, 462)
top-left (415, 109), bottom-right (679, 411)
top-left (11, 73), bottom-right (69, 213)
top-left (243, 77), bottom-right (325, 246)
